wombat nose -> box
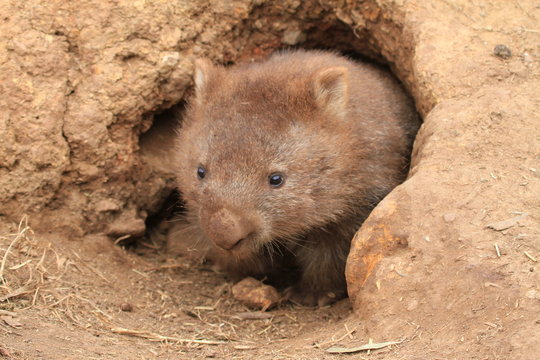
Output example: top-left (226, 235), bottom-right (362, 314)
top-left (203, 208), bottom-right (254, 250)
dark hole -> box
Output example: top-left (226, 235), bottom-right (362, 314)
top-left (145, 188), bottom-right (186, 238)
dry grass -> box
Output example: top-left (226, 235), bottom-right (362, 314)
top-left (110, 326), bottom-right (227, 344)
top-left (0, 217), bottom-right (103, 327)
top-left (0, 217), bottom-right (292, 353)
top-left (0, 218), bottom-right (115, 329)
top-left (0, 217), bottom-right (228, 344)
top-left (0, 216), bottom-right (42, 309)
top-left (0, 216), bottom-right (359, 358)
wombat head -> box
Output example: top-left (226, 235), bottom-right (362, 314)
top-left (174, 55), bottom-right (373, 260)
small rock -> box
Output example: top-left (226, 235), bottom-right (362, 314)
top-left (232, 277), bottom-right (279, 310)
top-left (443, 213), bottom-right (456, 223)
top-left (160, 51), bottom-right (180, 66)
top-left (282, 30), bottom-right (306, 46)
top-left (486, 213), bottom-right (528, 231)
top-left (95, 198), bottom-right (121, 212)
top-left (107, 218), bottom-right (146, 238)
top-left (76, 162), bottom-right (100, 180)
top-left (525, 289), bottom-right (538, 299)
top-left (107, 208), bottom-right (146, 238)
top-left (406, 299), bottom-right (418, 311)
top-left (493, 44), bottom-right (511, 59)
top-left (120, 303), bottom-right (134, 312)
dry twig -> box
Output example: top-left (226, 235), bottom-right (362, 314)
top-left (524, 251), bottom-right (537, 262)
top-left (111, 326), bottom-right (227, 345)
top-left (314, 324), bottom-right (358, 348)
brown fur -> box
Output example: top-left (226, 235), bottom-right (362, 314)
top-left (174, 50), bottom-right (419, 306)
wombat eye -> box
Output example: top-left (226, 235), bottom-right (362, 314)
top-left (268, 173), bottom-right (285, 188)
top-left (197, 166), bottom-right (206, 180)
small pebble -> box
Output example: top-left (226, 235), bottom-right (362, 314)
top-left (282, 30), bottom-right (306, 46)
top-left (120, 303), bottom-right (134, 312)
top-left (232, 277), bottom-right (279, 310)
top-left (493, 44), bottom-right (511, 59)
top-left (443, 213), bottom-right (456, 223)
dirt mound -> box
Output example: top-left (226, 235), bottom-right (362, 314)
top-left (1, 0), bottom-right (538, 359)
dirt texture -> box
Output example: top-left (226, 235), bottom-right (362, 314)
top-left (1, 0), bottom-right (539, 359)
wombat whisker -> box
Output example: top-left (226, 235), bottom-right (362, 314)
top-left (263, 242), bottom-right (275, 264)
top-left (169, 223), bottom-right (199, 237)
top-left (188, 231), bottom-right (208, 250)
top-left (277, 235), bottom-right (309, 252)
top-left (165, 217), bottom-right (188, 223)
top-left (168, 221), bottom-right (209, 251)
top-left (266, 240), bottom-right (284, 259)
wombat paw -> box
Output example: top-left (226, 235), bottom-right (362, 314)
top-left (283, 286), bottom-right (345, 307)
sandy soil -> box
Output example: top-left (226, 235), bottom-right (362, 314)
top-left (1, 219), bottom-right (357, 359)
top-left (1, 0), bottom-right (539, 359)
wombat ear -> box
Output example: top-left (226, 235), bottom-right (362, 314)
top-left (312, 67), bottom-right (349, 117)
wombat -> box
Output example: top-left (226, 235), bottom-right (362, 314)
top-left (174, 50), bottom-right (419, 306)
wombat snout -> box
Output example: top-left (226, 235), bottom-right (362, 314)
top-left (200, 208), bottom-right (256, 251)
